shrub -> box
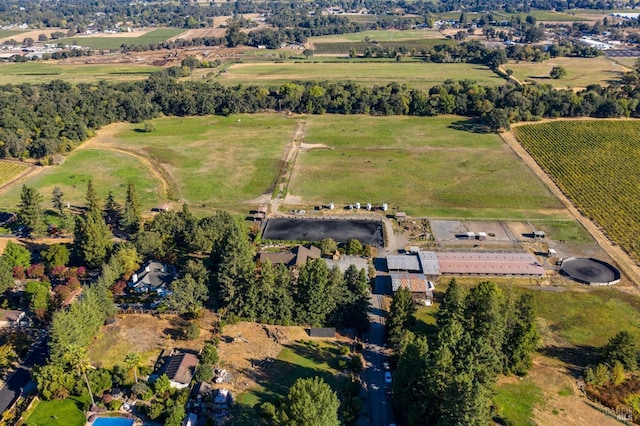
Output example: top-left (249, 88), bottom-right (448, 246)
top-left (185, 323), bottom-right (200, 340)
top-left (108, 399), bottom-right (123, 411)
top-left (349, 355), bottom-right (363, 372)
top-left (257, 402), bottom-right (276, 419)
top-left (339, 345), bottom-right (350, 356)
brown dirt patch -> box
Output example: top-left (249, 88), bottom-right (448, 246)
top-left (171, 28), bottom-right (227, 41)
top-left (0, 28), bottom-right (64, 43)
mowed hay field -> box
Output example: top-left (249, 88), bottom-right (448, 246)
top-left (0, 62), bottom-right (163, 85)
top-left (514, 120), bottom-right (640, 264)
top-left (89, 115), bottom-right (296, 208)
top-left (58, 28), bottom-right (186, 50)
top-left (0, 148), bottom-right (161, 212)
top-left (219, 62), bottom-right (504, 90)
top-left (289, 115), bottom-right (564, 218)
top-left (506, 57), bottom-right (625, 89)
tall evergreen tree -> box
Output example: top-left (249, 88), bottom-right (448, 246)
top-left (280, 377), bottom-right (339, 426)
top-left (386, 287), bottom-right (416, 350)
top-left (85, 179), bottom-right (100, 213)
top-left (123, 182), bottom-right (141, 233)
top-left (256, 260), bottom-right (276, 321)
top-left (338, 265), bottom-right (370, 331)
top-left (51, 186), bottom-right (64, 215)
top-left (272, 263), bottom-right (294, 324)
top-left (436, 278), bottom-right (465, 330)
top-left (73, 211), bottom-right (112, 268)
top-left (296, 259), bottom-right (332, 326)
top-left (503, 293), bottom-right (539, 375)
top-left (393, 337), bottom-right (431, 425)
top-left (103, 191), bottom-right (122, 226)
top-left (17, 185), bottom-right (45, 235)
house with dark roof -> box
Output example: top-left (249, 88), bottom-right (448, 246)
top-left (0, 309), bottom-right (25, 328)
top-left (258, 245), bottom-right (322, 268)
top-left (164, 352), bottom-right (199, 389)
top-left (129, 261), bottom-right (176, 296)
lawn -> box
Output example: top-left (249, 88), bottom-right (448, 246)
top-left (494, 378), bottom-right (544, 426)
top-left (235, 340), bottom-right (342, 419)
top-left (0, 148), bottom-right (161, 212)
top-left (219, 62), bottom-right (504, 90)
top-left (506, 56), bottom-right (624, 89)
top-left (58, 28), bottom-right (186, 50)
top-left (0, 63), bottom-right (162, 85)
top-left (289, 115), bottom-right (563, 218)
top-left (24, 395), bottom-right (89, 426)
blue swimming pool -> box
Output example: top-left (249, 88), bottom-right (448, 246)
top-left (92, 417), bottom-right (134, 426)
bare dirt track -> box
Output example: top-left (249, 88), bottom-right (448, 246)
top-left (501, 122), bottom-right (640, 286)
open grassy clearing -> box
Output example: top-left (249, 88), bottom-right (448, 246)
top-left (506, 57), bottom-right (624, 89)
top-left (515, 120), bottom-right (640, 264)
top-left (289, 115), bottom-right (563, 218)
top-left (311, 29), bottom-right (446, 43)
top-left (0, 29), bottom-right (25, 39)
top-left (24, 395), bottom-right (89, 426)
top-left (58, 28), bottom-right (186, 50)
top-left (0, 149), bottom-right (161, 212)
top-left (312, 39), bottom-right (453, 55)
top-left (0, 161), bottom-right (28, 185)
top-left (494, 377), bottom-right (544, 426)
top-left (219, 62), bottom-right (504, 90)
top-left (0, 62), bottom-right (162, 85)
top-left (98, 115), bottom-right (296, 208)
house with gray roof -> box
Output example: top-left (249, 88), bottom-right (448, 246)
top-left (129, 261), bottom-right (176, 296)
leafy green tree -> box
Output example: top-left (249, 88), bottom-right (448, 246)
top-left (0, 344), bottom-right (17, 369)
top-left (74, 210), bottom-right (112, 268)
top-left (601, 330), bottom-right (637, 371)
top-left (24, 281), bottom-right (50, 320)
top-left (550, 65), bottom-right (567, 79)
top-left (346, 239), bottom-right (363, 255)
top-left (194, 363), bottom-right (214, 382)
top-left (124, 351), bottom-right (142, 383)
top-left (123, 182), bottom-right (141, 233)
top-left (52, 186), bottom-right (64, 215)
top-left (85, 179), bottom-right (100, 213)
top-left (33, 364), bottom-right (74, 400)
top-left (63, 343), bottom-right (96, 407)
top-left (86, 368), bottom-right (113, 397)
top-left (165, 404), bottom-right (186, 426)
top-left (40, 244), bottom-right (70, 271)
top-left (3, 241), bottom-right (31, 268)
top-left (169, 274), bottom-right (208, 315)
top-left (281, 377), bottom-right (339, 426)
top-left (112, 244), bottom-right (140, 275)
top-left (17, 185), bottom-right (45, 235)
top-left (201, 343), bottom-right (219, 365)
top-left (585, 363), bottom-right (611, 386)
top-left (154, 373), bottom-right (171, 396)
top-left (319, 238), bottom-right (337, 255)
top-left (0, 258), bottom-right (14, 294)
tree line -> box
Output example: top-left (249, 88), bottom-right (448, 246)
top-left (391, 280), bottom-right (539, 425)
top-left (4, 67), bottom-right (640, 160)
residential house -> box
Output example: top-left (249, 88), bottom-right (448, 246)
top-left (390, 272), bottom-right (435, 305)
top-left (129, 261), bottom-right (176, 296)
top-left (164, 352), bottom-right (199, 389)
top-left (0, 309), bottom-right (25, 328)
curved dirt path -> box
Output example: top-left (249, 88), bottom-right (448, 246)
top-left (76, 126), bottom-right (175, 201)
top-left (501, 126), bottom-right (640, 286)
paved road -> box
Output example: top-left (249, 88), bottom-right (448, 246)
top-left (0, 334), bottom-right (48, 414)
top-left (363, 287), bottom-right (395, 426)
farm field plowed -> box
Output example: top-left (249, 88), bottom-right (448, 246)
top-left (514, 120), bottom-right (640, 264)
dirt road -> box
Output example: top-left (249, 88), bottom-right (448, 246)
top-left (500, 128), bottom-right (640, 285)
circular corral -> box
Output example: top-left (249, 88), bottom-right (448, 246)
top-left (560, 257), bottom-right (621, 285)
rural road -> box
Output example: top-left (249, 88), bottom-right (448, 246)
top-left (362, 283), bottom-right (395, 426)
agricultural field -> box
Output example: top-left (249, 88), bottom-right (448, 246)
top-left (219, 62), bottom-right (504, 90)
top-left (58, 28), bottom-right (186, 50)
top-left (311, 29), bottom-right (446, 43)
top-left (312, 39), bottom-right (453, 55)
top-left (0, 63), bottom-right (162, 85)
top-left (514, 120), bottom-right (640, 264)
top-left (504, 56), bottom-right (625, 89)
top-left (0, 149), bottom-right (161, 213)
top-left (0, 161), bottom-right (28, 186)
top-left (506, 57), bottom-right (625, 89)
top-left (0, 29), bottom-right (24, 39)
top-left (289, 115), bottom-right (564, 218)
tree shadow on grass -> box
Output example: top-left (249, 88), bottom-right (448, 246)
top-left (448, 118), bottom-right (492, 134)
top-left (538, 344), bottom-right (599, 378)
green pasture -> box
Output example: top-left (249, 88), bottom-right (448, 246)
top-left (289, 115), bottom-right (563, 218)
top-left (0, 62), bottom-right (162, 84)
top-left (311, 29), bottom-right (446, 43)
top-left (0, 29), bottom-right (25, 39)
top-left (312, 39), bottom-right (453, 55)
top-left (0, 149), bottom-right (161, 212)
top-left (506, 56), bottom-right (624, 88)
top-left (102, 115), bottom-right (295, 208)
top-left (219, 62), bottom-right (503, 90)
top-left (24, 395), bottom-right (89, 426)
top-left (494, 378), bottom-right (544, 426)
top-left (58, 28), bottom-right (185, 50)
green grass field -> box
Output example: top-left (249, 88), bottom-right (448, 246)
top-left (0, 63), bottom-right (162, 85)
top-left (312, 39), bottom-right (454, 55)
top-left (0, 29), bottom-right (25, 39)
top-left (58, 28), bottom-right (185, 50)
top-left (0, 149), bottom-right (161, 212)
top-left (219, 62), bottom-right (503, 90)
top-left (289, 115), bottom-right (563, 218)
top-left (507, 57), bottom-right (624, 88)
top-left (311, 29), bottom-right (446, 43)
top-left (494, 378), bottom-right (544, 426)
top-left (24, 395), bottom-right (89, 426)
